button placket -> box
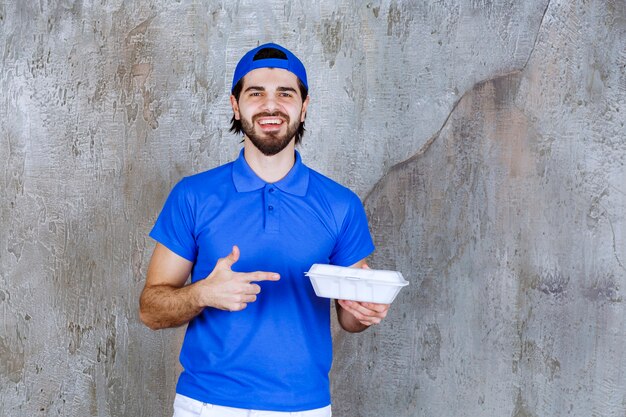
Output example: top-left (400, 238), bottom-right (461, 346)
top-left (264, 185), bottom-right (279, 232)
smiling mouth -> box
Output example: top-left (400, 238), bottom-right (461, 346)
top-left (255, 116), bottom-right (287, 131)
top-left (257, 118), bottom-right (284, 126)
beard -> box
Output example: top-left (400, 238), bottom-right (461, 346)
top-left (241, 111), bottom-right (301, 156)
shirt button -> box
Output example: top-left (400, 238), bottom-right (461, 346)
top-left (269, 188), bottom-right (275, 193)
top-left (268, 205), bottom-right (274, 211)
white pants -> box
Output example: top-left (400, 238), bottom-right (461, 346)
top-left (173, 394), bottom-right (332, 417)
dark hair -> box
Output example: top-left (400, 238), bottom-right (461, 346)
top-left (230, 47), bottom-right (309, 145)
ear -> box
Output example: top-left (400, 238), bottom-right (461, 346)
top-left (230, 95), bottom-right (240, 120)
top-left (300, 95), bottom-right (310, 123)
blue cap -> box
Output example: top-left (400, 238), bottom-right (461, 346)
top-left (231, 43), bottom-right (308, 93)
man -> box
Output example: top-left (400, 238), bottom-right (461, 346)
top-left (139, 43), bottom-right (390, 417)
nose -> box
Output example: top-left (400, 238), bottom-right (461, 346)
top-left (261, 95), bottom-right (279, 113)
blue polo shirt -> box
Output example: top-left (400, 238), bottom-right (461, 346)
top-left (149, 149), bottom-right (374, 411)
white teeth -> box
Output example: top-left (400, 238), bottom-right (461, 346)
top-left (259, 119), bottom-right (282, 125)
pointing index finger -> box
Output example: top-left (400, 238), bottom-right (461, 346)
top-left (239, 271), bottom-right (280, 282)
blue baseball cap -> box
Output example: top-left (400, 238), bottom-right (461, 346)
top-left (231, 43), bottom-right (308, 93)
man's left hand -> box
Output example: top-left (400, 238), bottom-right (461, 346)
top-left (337, 299), bottom-right (390, 327)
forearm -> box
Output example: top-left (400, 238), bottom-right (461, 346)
top-left (139, 283), bottom-right (203, 330)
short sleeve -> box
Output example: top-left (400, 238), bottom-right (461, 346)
top-left (149, 179), bottom-right (198, 262)
top-left (329, 192), bottom-right (375, 266)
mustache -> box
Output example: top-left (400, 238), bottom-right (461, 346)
top-left (252, 111), bottom-right (290, 123)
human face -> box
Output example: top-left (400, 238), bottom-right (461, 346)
top-left (230, 68), bottom-right (309, 156)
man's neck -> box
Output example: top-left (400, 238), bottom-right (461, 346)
top-left (243, 139), bottom-right (296, 183)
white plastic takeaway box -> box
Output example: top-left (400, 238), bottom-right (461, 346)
top-left (305, 264), bottom-right (409, 304)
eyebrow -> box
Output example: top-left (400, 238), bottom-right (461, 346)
top-left (243, 86), bottom-right (298, 94)
top-left (244, 86), bottom-right (265, 92)
top-left (277, 87), bottom-right (298, 94)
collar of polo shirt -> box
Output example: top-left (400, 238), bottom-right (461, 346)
top-left (231, 149), bottom-right (310, 196)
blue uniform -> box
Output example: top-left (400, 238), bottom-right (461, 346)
top-left (150, 149), bottom-right (374, 411)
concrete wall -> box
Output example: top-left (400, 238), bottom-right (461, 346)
top-left (1, 0), bottom-right (623, 416)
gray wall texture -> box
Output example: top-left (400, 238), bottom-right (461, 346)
top-left (1, 0), bottom-right (624, 416)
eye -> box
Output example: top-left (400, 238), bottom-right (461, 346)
top-left (279, 92), bottom-right (293, 98)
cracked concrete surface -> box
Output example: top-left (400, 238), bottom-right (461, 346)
top-left (1, 0), bottom-right (624, 416)
top-left (333, 0), bottom-right (626, 416)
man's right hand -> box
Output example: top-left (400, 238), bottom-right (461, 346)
top-left (195, 245), bottom-right (280, 312)
top-left (139, 243), bottom-right (279, 330)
